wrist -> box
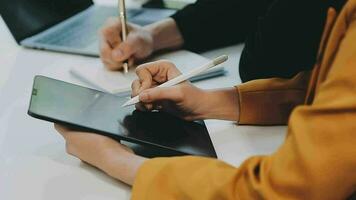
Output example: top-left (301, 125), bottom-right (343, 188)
top-left (199, 88), bottom-right (240, 121)
top-left (101, 149), bottom-right (147, 186)
top-left (144, 18), bottom-right (184, 52)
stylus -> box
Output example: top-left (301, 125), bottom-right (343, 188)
top-left (121, 55), bottom-right (229, 107)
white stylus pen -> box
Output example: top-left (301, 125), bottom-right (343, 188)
top-left (121, 55), bottom-right (229, 107)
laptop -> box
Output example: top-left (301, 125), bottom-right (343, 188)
top-left (144, 0), bottom-right (196, 9)
top-left (0, 0), bottom-right (175, 56)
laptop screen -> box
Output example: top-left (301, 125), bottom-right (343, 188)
top-left (0, 0), bottom-right (93, 43)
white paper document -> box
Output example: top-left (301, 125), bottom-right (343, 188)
top-left (70, 50), bottom-right (225, 94)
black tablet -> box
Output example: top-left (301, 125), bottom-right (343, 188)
top-left (28, 76), bottom-right (217, 158)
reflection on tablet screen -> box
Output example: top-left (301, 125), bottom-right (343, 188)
top-left (28, 76), bottom-right (217, 157)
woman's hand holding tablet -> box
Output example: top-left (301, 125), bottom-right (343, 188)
top-left (54, 124), bottom-right (146, 186)
top-left (43, 59), bottom-right (240, 186)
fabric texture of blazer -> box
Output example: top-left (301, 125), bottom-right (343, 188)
top-left (132, 0), bottom-right (356, 199)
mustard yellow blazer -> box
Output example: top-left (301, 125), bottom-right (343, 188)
top-left (132, 0), bottom-right (356, 199)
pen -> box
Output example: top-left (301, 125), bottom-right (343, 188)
top-left (119, 0), bottom-right (129, 73)
top-left (121, 55), bottom-right (229, 107)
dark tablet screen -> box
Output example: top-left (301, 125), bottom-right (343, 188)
top-left (28, 76), bottom-right (217, 158)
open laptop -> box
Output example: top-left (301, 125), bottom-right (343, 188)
top-left (0, 0), bottom-right (175, 56)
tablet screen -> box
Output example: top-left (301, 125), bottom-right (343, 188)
top-left (28, 76), bottom-right (217, 157)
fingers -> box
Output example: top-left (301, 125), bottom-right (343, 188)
top-left (111, 35), bottom-right (139, 63)
top-left (131, 79), bottom-right (152, 111)
top-left (139, 86), bottom-right (184, 104)
top-left (99, 18), bottom-right (138, 70)
top-left (134, 65), bottom-right (154, 92)
top-left (99, 18), bottom-right (124, 70)
top-left (100, 38), bottom-right (123, 70)
top-left (135, 60), bottom-right (181, 88)
top-left (100, 17), bottom-right (122, 47)
top-left (142, 60), bottom-right (182, 81)
top-left (54, 124), bottom-right (72, 139)
top-left (99, 19), bottom-right (155, 72)
top-left (54, 124), bottom-right (85, 141)
top-left (99, 19), bottom-right (139, 70)
top-left (131, 60), bottom-right (182, 111)
top-left (132, 61), bottom-right (181, 95)
top-left (131, 79), bottom-right (143, 97)
top-left (135, 87), bottom-right (184, 111)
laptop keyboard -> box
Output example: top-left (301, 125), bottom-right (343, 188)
top-left (35, 7), bottom-right (142, 48)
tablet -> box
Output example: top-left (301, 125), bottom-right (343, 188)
top-left (28, 76), bottom-right (217, 158)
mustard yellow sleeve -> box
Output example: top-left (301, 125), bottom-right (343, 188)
top-left (236, 71), bottom-right (310, 125)
top-left (131, 1), bottom-right (356, 199)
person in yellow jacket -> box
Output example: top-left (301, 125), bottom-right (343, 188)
top-left (55, 0), bottom-right (356, 199)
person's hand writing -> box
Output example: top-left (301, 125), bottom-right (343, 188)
top-left (99, 18), bottom-right (154, 70)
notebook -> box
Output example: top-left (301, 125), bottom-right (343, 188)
top-left (70, 50), bottom-right (225, 94)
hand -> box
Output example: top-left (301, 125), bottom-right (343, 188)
top-left (99, 17), bottom-right (154, 70)
top-left (132, 61), bottom-right (240, 121)
top-left (54, 124), bottom-right (146, 185)
top-left (131, 61), bottom-right (227, 121)
top-left (132, 60), bottom-right (208, 121)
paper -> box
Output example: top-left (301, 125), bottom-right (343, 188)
top-left (70, 50), bottom-right (225, 94)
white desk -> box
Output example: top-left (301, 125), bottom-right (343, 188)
top-left (0, 4), bottom-right (286, 199)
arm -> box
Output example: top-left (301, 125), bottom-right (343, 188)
top-left (56, 2), bottom-right (356, 199)
top-left (131, 3), bottom-right (356, 199)
top-left (136, 0), bottom-right (273, 53)
top-left (236, 71), bottom-right (310, 125)
top-left (99, 0), bottom-right (271, 70)
top-left (131, 59), bottom-right (309, 125)
top-left (171, 0), bottom-right (272, 51)
top-left (99, 18), bottom-right (184, 71)
top-left (131, 60), bottom-right (240, 121)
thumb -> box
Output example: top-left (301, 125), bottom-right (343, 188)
top-left (139, 87), bottom-right (184, 104)
top-left (112, 37), bottom-right (138, 62)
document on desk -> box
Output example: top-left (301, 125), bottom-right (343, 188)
top-left (70, 50), bottom-right (225, 94)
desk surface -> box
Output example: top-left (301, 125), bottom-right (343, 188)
top-left (0, 3), bottom-right (286, 199)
